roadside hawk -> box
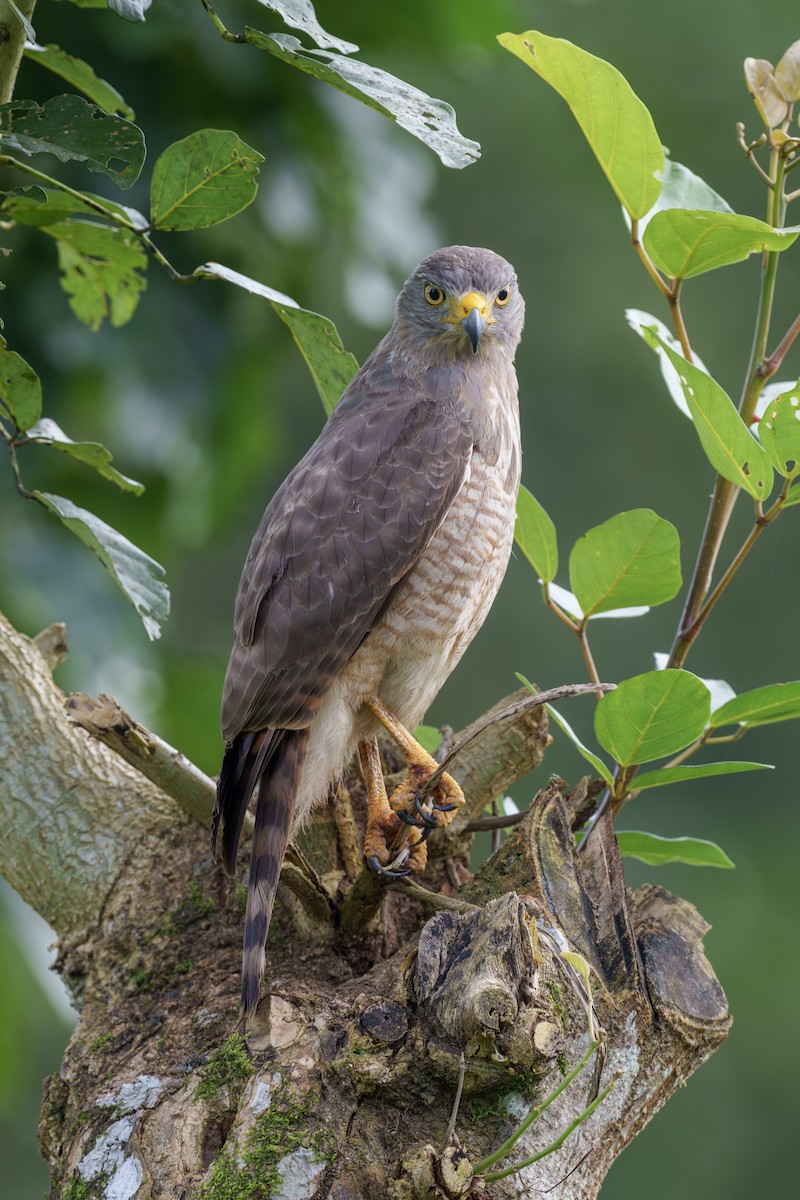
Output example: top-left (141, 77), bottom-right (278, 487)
top-left (213, 245), bottom-right (525, 1016)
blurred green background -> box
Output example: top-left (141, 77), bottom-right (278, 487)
top-left (1, 0), bottom-right (798, 1195)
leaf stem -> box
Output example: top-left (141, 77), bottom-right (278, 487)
top-left (0, 154), bottom-right (140, 230)
top-left (667, 278), bottom-right (693, 362)
top-left (763, 313), bottom-right (800, 379)
top-left (577, 618), bottom-right (604, 697)
top-left (630, 217), bottom-right (669, 296)
top-left (200, 0), bottom-right (245, 42)
top-left (472, 1040), bottom-right (599, 1175)
top-left (543, 583), bottom-right (579, 632)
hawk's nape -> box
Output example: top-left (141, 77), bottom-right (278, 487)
top-left (212, 245), bottom-right (525, 1018)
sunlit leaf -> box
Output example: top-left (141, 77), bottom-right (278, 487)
top-left (758, 381), bottom-right (800, 480)
top-left (0, 340), bottom-right (41, 431)
top-left (498, 30), bottom-right (663, 218)
top-left (0, 95), bottom-right (145, 188)
top-left (594, 669), bottom-right (710, 766)
top-left (633, 760), bottom-right (773, 790)
top-left (245, 30), bottom-right (480, 169)
top-left (255, 1), bottom-right (358, 54)
top-left (516, 674), bottom-right (614, 785)
top-left (196, 262), bottom-right (358, 414)
top-left (642, 330), bottom-right (773, 500)
top-left (616, 830), bottom-right (734, 868)
top-left (43, 219), bottom-right (148, 330)
top-left (569, 509), bottom-right (681, 616)
top-left (644, 209), bottom-right (800, 279)
top-left (515, 485), bottom-right (558, 582)
top-left (150, 130), bottom-right (264, 231)
top-left (34, 491), bottom-right (168, 638)
top-left (26, 417), bottom-right (143, 493)
top-left (23, 44), bottom-right (134, 119)
top-left (626, 308), bottom-right (710, 419)
top-left (710, 681), bottom-right (800, 729)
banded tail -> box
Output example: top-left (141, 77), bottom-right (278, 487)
top-left (213, 726), bottom-right (309, 1017)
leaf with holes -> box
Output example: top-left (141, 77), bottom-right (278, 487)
top-left (0, 341), bottom-right (41, 431)
top-left (515, 485), bottom-right (558, 582)
top-left (34, 492), bottom-right (168, 638)
top-left (245, 30), bottom-right (479, 169)
top-left (569, 509), bottom-right (681, 616)
top-left (616, 831), bottom-right (734, 868)
top-left (758, 381), bottom-right (800, 480)
top-left (150, 131), bottom-right (264, 231)
top-left (642, 330), bottom-right (773, 500)
top-left (23, 44), bottom-right (134, 118)
top-left (196, 262), bottom-right (358, 414)
top-left (255, 1), bottom-right (358, 53)
top-left (0, 95), bottom-right (145, 188)
top-left (498, 31), bottom-right (663, 218)
top-left (595, 669), bottom-right (710, 766)
top-left (44, 219), bottom-right (148, 330)
top-left (710, 681), bottom-right (800, 730)
top-left (0, 186), bottom-right (147, 229)
top-left (644, 209), bottom-right (800, 280)
top-left (26, 417), bottom-right (143, 493)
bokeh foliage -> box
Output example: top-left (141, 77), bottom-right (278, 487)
top-left (1, 1), bottom-right (800, 1197)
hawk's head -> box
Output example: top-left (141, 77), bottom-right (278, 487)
top-left (395, 245), bottom-right (524, 357)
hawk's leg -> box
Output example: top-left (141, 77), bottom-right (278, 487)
top-left (365, 695), bottom-right (465, 843)
top-left (358, 737), bottom-right (428, 878)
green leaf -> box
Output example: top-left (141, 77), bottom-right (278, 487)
top-left (23, 44), bottom-right (134, 119)
top-left (642, 330), bottom-right (773, 500)
top-left (710, 681), bottom-right (800, 729)
top-left (26, 417), bottom-right (144, 493)
top-left (636, 157), bottom-right (732, 234)
top-left (784, 484), bottom-right (800, 507)
top-left (514, 485), bottom-right (558, 582)
top-left (0, 341), bottom-right (42, 431)
top-left (547, 581), bottom-right (650, 621)
top-left (644, 209), bottom-right (800, 280)
top-left (0, 95), bottom-right (145, 188)
top-left (616, 831), bottom-right (734, 868)
top-left (413, 725), bottom-right (441, 755)
top-left (34, 491), bottom-right (168, 639)
top-left (43, 219), bottom-right (148, 330)
top-left (516, 674), bottom-right (614, 785)
top-left (626, 308), bottom-right (709, 419)
top-left (569, 509), bottom-right (681, 616)
top-left (0, 186), bottom-right (147, 229)
top-left (255, 1), bottom-right (358, 54)
top-left (196, 262), bottom-right (358, 414)
top-left (633, 760), bottom-right (773, 790)
top-left (758, 381), bottom-right (800, 480)
top-left (594, 669), bottom-right (710, 766)
top-left (150, 130), bottom-right (264, 231)
top-left (498, 30), bottom-right (663, 219)
top-left (244, 30), bottom-right (480, 169)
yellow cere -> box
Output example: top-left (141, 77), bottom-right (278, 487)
top-left (439, 289), bottom-right (498, 327)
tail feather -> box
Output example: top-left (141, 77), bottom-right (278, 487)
top-left (212, 729), bottom-right (285, 875)
top-left (241, 726), bottom-right (309, 1018)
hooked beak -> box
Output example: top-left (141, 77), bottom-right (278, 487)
top-left (461, 305), bottom-right (486, 354)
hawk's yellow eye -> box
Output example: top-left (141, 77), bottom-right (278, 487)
top-left (495, 287), bottom-right (512, 307)
top-left (424, 283), bottom-right (445, 306)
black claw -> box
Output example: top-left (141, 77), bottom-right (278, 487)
top-left (397, 808), bottom-right (430, 829)
top-left (413, 796), bottom-right (438, 827)
top-left (433, 800), bottom-right (457, 813)
top-left (416, 824), bottom-right (434, 843)
top-left (367, 854), bottom-right (413, 879)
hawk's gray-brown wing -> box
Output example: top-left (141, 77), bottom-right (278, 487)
top-left (220, 365), bottom-right (474, 741)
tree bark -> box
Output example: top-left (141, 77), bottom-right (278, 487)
top-left (0, 612), bottom-right (730, 1199)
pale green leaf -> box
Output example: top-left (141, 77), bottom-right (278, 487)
top-left (150, 130), bottom-right (264, 231)
top-left (710, 681), bottom-right (800, 729)
top-left (594, 669), bottom-right (710, 766)
top-left (642, 330), bottom-right (773, 500)
top-left (498, 30), bottom-right (663, 218)
top-left (0, 95), bottom-right (145, 188)
top-left (196, 261), bottom-right (358, 414)
top-left (23, 44), bottom-right (134, 119)
top-left (758, 381), bottom-right (800, 479)
top-left (569, 509), bottom-right (681, 616)
top-left (626, 308), bottom-right (710, 418)
top-left (245, 30), bottom-right (479, 169)
top-left (43, 219), bottom-right (148, 330)
top-left (546, 581), bottom-right (649, 621)
top-left (255, 1), bottom-right (358, 54)
top-left (109, 0), bottom-right (152, 20)
top-left (0, 340), bottom-right (41, 431)
top-left (644, 209), bottom-right (800, 279)
top-left (34, 491), bottom-right (168, 638)
top-left (515, 485), bottom-right (558, 582)
top-left (26, 417), bottom-right (144, 493)
top-left (633, 760), bottom-right (773, 790)
top-left (617, 830), bottom-right (734, 868)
